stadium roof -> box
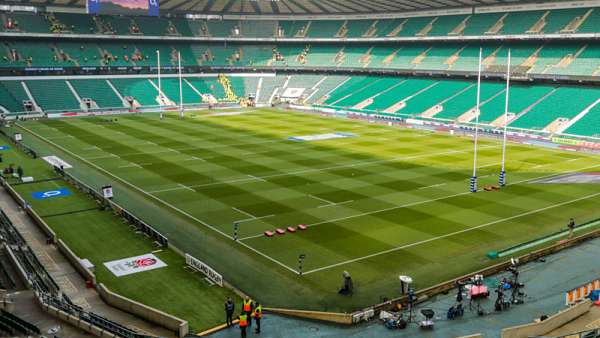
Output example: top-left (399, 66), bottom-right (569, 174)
top-left (32, 0), bottom-right (566, 15)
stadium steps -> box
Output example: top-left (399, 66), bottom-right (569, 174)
top-left (416, 17), bottom-right (437, 36)
top-left (148, 79), bottom-right (175, 106)
top-left (543, 8), bottom-right (589, 34)
top-left (577, 8), bottom-right (600, 33)
top-left (363, 20), bottom-right (378, 38)
top-left (381, 80), bottom-right (439, 114)
top-left (563, 99), bottom-right (600, 137)
top-left (435, 82), bottom-right (504, 120)
top-left (396, 80), bottom-right (471, 116)
top-left (322, 76), bottom-right (369, 105)
top-left (354, 79), bottom-right (408, 110)
top-left (449, 16), bottom-right (470, 36)
top-left (544, 44), bottom-right (588, 73)
top-left (553, 98), bottom-right (600, 134)
top-left (445, 46), bottom-right (466, 69)
top-left (457, 88), bottom-right (506, 123)
top-left (65, 81), bottom-right (86, 110)
top-left (505, 87), bottom-right (559, 126)
top-left (501, 11), bottom-right (544, 35)
top-left (0, 81), bottom-right (29, 113)
top-left (560, 8), bottom-right (594, 33)
top-left (509, 86), bottom-right (600, 131)
top-left (109, 78), bottom-right (158, 107)
top-left (331, 77), bottom-right (401, 107)
top-left (308, 76), bottom-right (350, 104)
top-left (385, 19), bottom-right (408, 37)
top-left (25, 80), bottom-right (80, 112)
top-left (526, 11), bottom-right (550, 34)
top-left (482, 85), bottom-right (556, 126)
top-left (150, 78), bottom-right (200, 105)
top-left (485, 13), bottom-right (508, 35)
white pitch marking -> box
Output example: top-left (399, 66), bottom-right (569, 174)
top-left (178, 184), bottom-right (194, 192)
top-left (84, 154), bottom-right (118, 160)
top-left (317, 200), bottom-right (354, 208)
top-left (418, 183), bottom-right (447, 190)
top-left (567, 158), bottom-right (580, 162)
top-left (238, 163), bottom-right (600, 241)
top-left (149, 145), bottom-right (499, 194)
top-left (82, 146), bottom-right (100, 151)
top-left (308, 194), bottom-right (336, 206)
top-left (17, 122), bottom-right (299, 275)
top-left (236, 214), bottom-right (275, 223)
top-left (185, 156), bottom-right (205, 162)
top-left (301, 190), bottom-right (600, 275)
top-left (232, 207), bottom-right (256, 219)
top-left (247, 174), bottom-right (266, 182)
top-left (118, 163), bottom-right (141, 169)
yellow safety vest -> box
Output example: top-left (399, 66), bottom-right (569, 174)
top-left (239, 314), bottom-right (248, 327)
top-left (252, 305), bottom-right (262, 319)
top-left (243, 299), bottom-right (252, 312)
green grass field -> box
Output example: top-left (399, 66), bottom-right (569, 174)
top-left (0, 146), bottom-right (238, 332)
top-left (5, 108), bottom-right (600, 313)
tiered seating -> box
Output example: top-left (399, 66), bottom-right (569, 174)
top-left (55, 42), bottom-right (102, 67)
top-left (305, 75), bottom-right (349, 104)
top-left (186, 77), bottom-right (226, 100)
top-left (323, 76), bottom-right (369, 104)
top-left (542, 8), bottom-right (589, 33)
top-left (100, 16), bottom-right (135, 35)
top-left (25, 80), bottom-right (80, 111)
top-left (70, 79), bottom-right (123, 108)
top-left (0, 310), bottom-right (40, 336)
top-left (109, 78), bottom-right (158, 106)
top-left (149, 78), bottom-right (200, 105)
top-left (135, 16), bottom-right (174, 36)
top-left (500, 11), bottom-right (544, 34)
top-left (478, 85), bottom-right (556, 123)
top-left (277, 20), bottom-right (309, 37)
top-left (564, 102), bottom-right (600, 137)
top-left (428, 15), bottom-right (469, 36)
top-left (344, 20), bottom-right (373, 38)
top-left (395, 17), bottom-right (432, 37)
top-left (242, 20), bottom-right (277, 38)
top-left (401, 80), bottom-right (472, 115)
top-left (528, 44), bottom-right (580, 74)
top-left (435, 82), bottom-right (504, 119)
top-left (387, 45), bottom-right (429, 69)
top-left (10, 41), bottom-right (67, 67)
top-left (206, 20), bottom-right (239, 37)
top-left (307, 20), bottom-right (345, 38)
top-left (256, 76), bottom-right (287, 104)
top-left (555, 44), bottom-right (600, 76)
top-left (53, 12), bottom-right (96, 34)
top-left (462, 13), bottom-right (503, 36)
top-left (364, 79), bottom-right (435, 111)
top-left (2, 12), bottom-right (49, 33)
top-left (169, 18), bottom-right (194, 37)
top-left (577, 9), bottom-right (600, 33)
top-left (509, 86), bottom-right (600, 130)
top-left (415, 46), bottom-right (460, 70)
top-left (0, 81), bottom-right (26, 112)
top-left (332, 77), bottom-right (401, 108)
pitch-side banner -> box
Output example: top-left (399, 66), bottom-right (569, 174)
top-left (104, 253), bottom-right (167, 277)
top-left (185, 254), bottom-right (223, 287)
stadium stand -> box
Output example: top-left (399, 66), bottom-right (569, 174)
top-left (110, 78), bottom-right (158, 106)
top-left (0, 81), bottom-right (28, 112)
top-left (509, 86), bottom-right (600, 131)
top-left (70, 79), bottom-right (124, 108)
top-left (25, 80), bottom-right (80, 111)
top-left (564, 101), bottom-right (600, 137)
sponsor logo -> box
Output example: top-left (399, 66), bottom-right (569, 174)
top-left (31, 188), bottom-right (72, 200)
top-left (104, 254), bottom-right (167, 277)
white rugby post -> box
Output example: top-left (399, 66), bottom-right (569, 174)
top-left (157, 50), bottom-right (163, 120)
top-left (178, 51), bottom-right (184, 119)
top-left (499, 49), bottom-right (511, 187)
top-left (470, 48), bottom-right (483, 193)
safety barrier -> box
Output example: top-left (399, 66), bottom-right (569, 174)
top-left (565, 279), bottom-right (600, 305)
top-left (500, 299), bottom-right (592, 338)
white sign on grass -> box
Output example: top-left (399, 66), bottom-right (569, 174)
top-left (42, 156), bottom-right (73, 169)
top-left (185, 254), bottom-right (223, 287)
top-left (104, 254), bottom-right (167, 277)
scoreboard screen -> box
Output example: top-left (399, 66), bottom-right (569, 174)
top-left (87, 0), bottom-right (159, 16)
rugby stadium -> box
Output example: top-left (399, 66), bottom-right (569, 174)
top-left (0, 0), bottom-right (598, 337)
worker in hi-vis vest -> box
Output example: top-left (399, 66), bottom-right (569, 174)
top-left (252, 302), bottom-right (263, 334)
top-left (238, 313), bottom-right (248, 338)
top-left (242, 297), bottom-right (253, 327)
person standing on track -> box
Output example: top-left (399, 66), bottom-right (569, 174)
top-left (242, 297), bottom-right (253, 328)
top-left (252, 302), bottom-right (262, 334)
top-left (225, 297), bottom-right (235, 327)
top-left (238, 312), bottom-right (248, 338)
top-left (568, 218), bottom-right (576, 239)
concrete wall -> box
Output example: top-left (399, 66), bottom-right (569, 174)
top-left (39, 300), bottom-right (119, 338)
top-left (96, 283), bottom-right (189, 337)
top-left (501, 300), bottom-right (592, 338)
top-left (56, 239), bottom-right (96, 285)
top-left (264, 307), bottom-right (353, 324)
